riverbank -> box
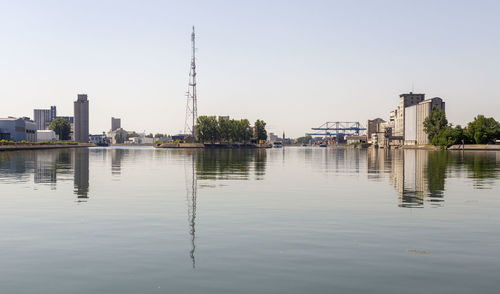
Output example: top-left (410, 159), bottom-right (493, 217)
top-left (111, 143), bottom-right (154, 147)
top-left (401, 145), bottom-right (441, 150)
top-left (448, 144), bottom-right (500, 151)
top-left (155, 143), bottom-right (271, 149)
top-left (156, 143), bottom-right (204, 148)
top-left (0, 143), bottom-right (94, 152)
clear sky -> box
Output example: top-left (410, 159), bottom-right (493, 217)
top-left (1, 0), bottom-right (499, 137)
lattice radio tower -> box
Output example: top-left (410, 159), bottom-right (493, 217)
top-left (184, 26), bottom-right (198, 139)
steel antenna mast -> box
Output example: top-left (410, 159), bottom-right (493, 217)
top-left (184, 26), bottom-right (198, 139)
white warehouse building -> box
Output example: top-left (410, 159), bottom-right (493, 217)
top-left (36, 130), bottom-right (58, 142)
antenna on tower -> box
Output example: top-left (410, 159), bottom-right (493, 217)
top-left (184, 26), bottom-right (198, 139)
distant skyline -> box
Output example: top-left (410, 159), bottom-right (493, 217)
top-left (1, 0), bottom-right (499, 137)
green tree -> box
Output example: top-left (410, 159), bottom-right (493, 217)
top-left (423, 105), bottom-right (448, 143)
top-left (296, 135), bottom-right (313, 144)
top-left (196, 116), bottom-right (219, 143)
top-left (238, 119), bottom-right (252, 143)
top-left (465, 115), bottom-right (500, 144)
top-left (254, 119), bottom-right (267, 141)
top-left (218, 117), bottom-right (232, 143)
top-left (428, 125), bottom-right (467, 149)
top-left (48, 118), bottom-right (71, 140)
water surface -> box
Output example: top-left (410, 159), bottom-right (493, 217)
top-left (0, 147), bottom-right (499, 293)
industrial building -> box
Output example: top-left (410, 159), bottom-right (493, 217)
top-left (367, 118), bottom-right (386, 143)
top-left (74, 94), bottom-right (89, 143)
top-left (36, 130), bottom-right (58, 142)
top-left (107, 128), bottom-right (128, 144)
top-left (111, 117), bottom-right (121, 131)
top-left (0, 117), bottom-right (37, 141)
top-left (370, 92), bottom-right (446, 147)
top-left (34, 106), bottom-right (57, 130)
top-left (403, 97), bottom-right (445, 145)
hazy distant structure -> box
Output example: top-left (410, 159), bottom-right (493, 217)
top-left (34, 106), bottom-right (56, 130)
top-left (184, 26), bottom-right (198, 139)
top-left (111, 117), bottom-right (121, 131)
top-left (74, 94), bottom-right (89, 143)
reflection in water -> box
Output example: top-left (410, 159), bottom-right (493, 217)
top-left (185, 152), bottom-right (197, 268)
top-left (196, 149), bottom-right (267, 180)
top-left (111, 148), bottom-right (126, 176)
top-left (0, 152), bottom-right (32, 182)
top-left (33, 150), bottom-right (72, 188)
top-left (367, 149), bottom-right (500, 208)
top-left (73, 148), bottom-right (89, 201)
top-left (254, 149), bottom-right (266, 180)
top-left (0, 149), bottom-right (88, 201)
top-left (183, 149), bottom-right (268, 268)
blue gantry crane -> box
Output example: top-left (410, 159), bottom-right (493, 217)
top-left (307, 121), bottom-right (367, 139)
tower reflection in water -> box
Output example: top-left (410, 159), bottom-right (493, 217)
top-left (185, 152), bottom-right (197, 268)
top-left (183, 149), bottom-right (267, 268)
top-left (73, 148), bottom-right (89, 201)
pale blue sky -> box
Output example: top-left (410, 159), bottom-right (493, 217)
top-left (1, 0), bottom-right (499, 137)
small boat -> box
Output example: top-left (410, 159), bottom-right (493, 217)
top-left (301, 143), bottom-right (307, 147)
top-left (319, 143), bottom-right (327, 147)
top-left (273, 141), bottom-right (283, 148)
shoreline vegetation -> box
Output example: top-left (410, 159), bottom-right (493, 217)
top-left (423, 107), bottom-right (500, 149)
top-left (156, 116), bottom-right (270, 149)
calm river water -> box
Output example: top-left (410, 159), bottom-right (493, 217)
top-left (0, 146), bottom-right (499, 293)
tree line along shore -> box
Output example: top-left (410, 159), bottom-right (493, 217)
top-left (156, 116), bottom-right (269, 148)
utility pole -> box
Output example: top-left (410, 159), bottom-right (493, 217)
top-left (184, 26), bottom-right (198, 140)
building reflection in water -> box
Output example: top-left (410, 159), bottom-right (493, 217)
top-left (367, 148), bottom-right (500, 208)
top-left (0, 149), bottom-right (89, 201)
top-left (111, 148), bottom-right (126, 176)
top-left (0, 151), bottom-right (32, 183)
top-left (73, 148), bottom-right (89, 201)
top-left (367, 148), bottom-right (445, 208)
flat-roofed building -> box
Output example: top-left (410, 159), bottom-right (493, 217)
top-left (394, 92), bottom-right (425, 138)
top-left (74, 94), bottom-right (89, 143)
top-left (0, 117), bottom-right (37, 141)
top-left (416, 97), bottom-right (445, 145)
top-left (36, 130), bottom-right (58, 142)
top-left (34, 106), bottom-right (57, 130)
top-left (111, 117), bottom-right (121, 131)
